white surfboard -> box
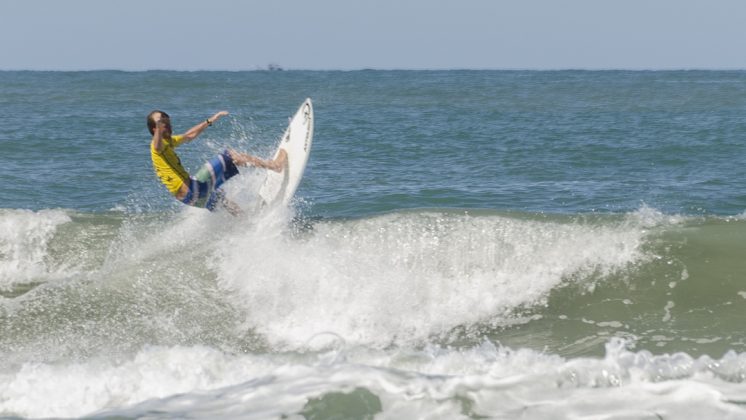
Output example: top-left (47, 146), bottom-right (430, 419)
top-left (258, 98), bottom-right (314, 206)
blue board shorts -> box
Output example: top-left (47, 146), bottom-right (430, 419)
top-left (181, 150), bottom-right (239, 210)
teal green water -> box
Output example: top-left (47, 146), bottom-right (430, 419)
top-left (0, 71), bottom-right (745, 418)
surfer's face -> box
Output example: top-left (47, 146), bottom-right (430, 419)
top-left (156, 114), bottom-right (172, 138)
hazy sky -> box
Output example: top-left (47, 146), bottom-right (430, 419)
top-left (2, 0), bottom-right (745, 71)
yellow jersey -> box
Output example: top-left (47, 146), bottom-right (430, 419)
top-left (151, 134), bottom-right (190, 196)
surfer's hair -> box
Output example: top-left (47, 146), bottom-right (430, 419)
top-left (147, 110), bottom-right (170, 135)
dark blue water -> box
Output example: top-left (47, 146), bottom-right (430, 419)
top-left (2, 70), bottom-right (746, 216)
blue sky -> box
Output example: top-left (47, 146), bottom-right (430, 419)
top-left (2, 0), bottom-right (745, 70)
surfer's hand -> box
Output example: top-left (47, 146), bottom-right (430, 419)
top-left (154, 120), bottom-right (166, 135)
top-left (210, 111), bottom-right (229, 123)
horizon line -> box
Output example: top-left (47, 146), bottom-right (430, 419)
top-left (3, 67), bottom-right (746, 73)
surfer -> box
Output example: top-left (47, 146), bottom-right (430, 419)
top-left (148, 110), bottom-right (287, 214)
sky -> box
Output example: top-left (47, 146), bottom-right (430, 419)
top-left (2, 0), bottom-right (746, 71)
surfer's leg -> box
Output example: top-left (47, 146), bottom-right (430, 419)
top-left (228, 149), bottom-right (287, 173)
top-left (219, 195), bottom-right (243, 217)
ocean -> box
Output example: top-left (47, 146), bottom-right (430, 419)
top-left (1, 70), bottom-right (745, 419)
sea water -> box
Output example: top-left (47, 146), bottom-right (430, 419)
top-left (1, 70), bottom-right (745, 419)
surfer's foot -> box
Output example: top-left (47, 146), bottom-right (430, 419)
top-left (269, 149), bottom-right (288, 173)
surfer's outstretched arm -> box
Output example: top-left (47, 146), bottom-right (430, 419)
top-left (228, 149), bottom-right (287, 173)
top-left (181, 111), bottom-right (229, 142)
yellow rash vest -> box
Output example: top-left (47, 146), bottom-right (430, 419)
top-left (150, 135), bottom-right (190, 196)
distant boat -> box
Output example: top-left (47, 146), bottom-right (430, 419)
top-left (267, 63), bottom-right (283, 71)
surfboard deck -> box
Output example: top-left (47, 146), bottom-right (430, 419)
top-left (257, 98), bottom-right (314, 206)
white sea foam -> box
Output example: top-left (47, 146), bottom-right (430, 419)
top-left (1, 339), bottom-right (745, 419)
top-left (5, 205), bottom-right (733, 419)
top-left (215, 210), bottom-right (650, 350)
top-left (628, 203), bottom-right (689, 228)
top-left (0, 209), bottom-right (71, 288)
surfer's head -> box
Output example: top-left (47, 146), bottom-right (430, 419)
top-left (147, 110), bottom-right (171, 137)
